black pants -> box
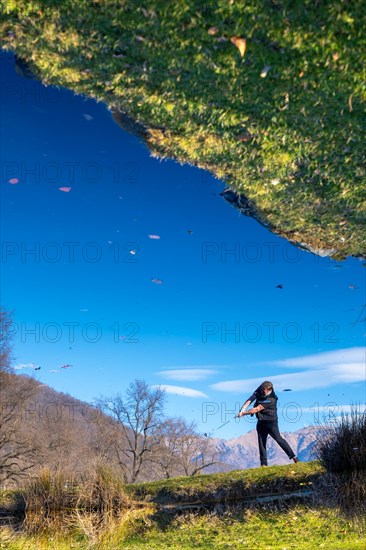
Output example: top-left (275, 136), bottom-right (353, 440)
top-left (256, 421), bottom-right (296, 466)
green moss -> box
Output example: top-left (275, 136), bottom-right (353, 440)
top-left (126, 462), bottom-right (323, 504)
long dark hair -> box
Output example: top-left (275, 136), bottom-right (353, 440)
top-left (256, 381), bottom-right (278, 399)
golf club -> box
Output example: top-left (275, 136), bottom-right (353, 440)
top-left (204, 415), bottom-right (238, 438)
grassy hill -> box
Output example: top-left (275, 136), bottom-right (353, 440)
top-left (1, 0), bottom-right (365, 258)
top-left (1, 462), bottom-right (365, 549)
top-left (126, 461), bottom-right (321, 506)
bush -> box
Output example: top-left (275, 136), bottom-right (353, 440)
top-left (76, 463), bottom-right (130, 515)
top-left (21, 468), bottom-right (77, 534)
top-left (314, 408), bottom-right (366, 523)
top-left (316, 408), bottom-right (366, 473)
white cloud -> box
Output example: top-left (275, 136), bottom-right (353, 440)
top-left (211, 347), bottom-right (366, 394)
top-left (151, 384), bottom-right (208, 398)
top-left (157, 368), bottom-right (219, 381)
top-left (13, 363), bottom-right (38, 370)
top-left (270, 347), bottom-right (365, 369)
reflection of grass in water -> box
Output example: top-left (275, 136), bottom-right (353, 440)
top-left (1, 1), bottom-right (365, 257)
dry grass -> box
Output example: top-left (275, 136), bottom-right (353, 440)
top-left (315, 408), bottom-right (366, 473)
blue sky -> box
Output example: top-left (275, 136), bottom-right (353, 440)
top-left (1, 51), bottom-right (365, 439)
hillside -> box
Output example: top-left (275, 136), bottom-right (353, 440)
top-left (1, 373), bottom-right (322, 486)
top-left (1, 1), bottom-right (365, 258)
top-left (0, 375), bottom-right (318, 479)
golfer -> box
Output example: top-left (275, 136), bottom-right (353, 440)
top-left (237, 381), bottom-right (299, 466)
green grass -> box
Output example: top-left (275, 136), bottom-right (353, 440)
top-left (1, 463), bottom-right (365, 549)
top-left (2, 506), bottom-right (364, 549)
top-left (126, 462), bottom-right (323, 504)
top-left (123, 506), bottom-right (366, 549)
top-left (1, 0), bottom-right (365, 258)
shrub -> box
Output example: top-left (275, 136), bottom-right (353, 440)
top-left (21, 468), bottom-right (77, 534)
top-left (316, 407), bottom-right (366, 473)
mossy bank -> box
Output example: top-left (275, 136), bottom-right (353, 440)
top-left (1, 0), bottom-right (365, 258)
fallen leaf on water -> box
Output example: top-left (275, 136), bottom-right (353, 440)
top-left (59, 187), bottom-right (71, 192)
top-left (260, 65), bottom-right (271, 78)
top-left (230, 36), bottom-right (246, 57)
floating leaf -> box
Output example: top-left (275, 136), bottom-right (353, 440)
top-left (230, 36), bottom-right (246, 57)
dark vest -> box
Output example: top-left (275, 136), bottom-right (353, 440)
top-left (254, 391), bottom-right (278, 422)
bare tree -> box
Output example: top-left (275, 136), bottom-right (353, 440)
top-left (96, 380), bottom-right (165, 482)
top-left (0, 373), bottom-right (40, 486)
top-left (0, 306), bottom-right (15, 373)
top-left (153, 417), bottom-right (188, 479)
top-left (0, 307), bottom-right (41, 485)
top-left (155, 417), bottom-right (218, 478)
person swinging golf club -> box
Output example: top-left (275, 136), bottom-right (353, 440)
top-left (237, 381), bottom-right (299, 466)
